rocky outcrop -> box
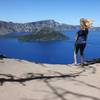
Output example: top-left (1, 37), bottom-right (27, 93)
top-left (0, 58), bottom-right (100, 100)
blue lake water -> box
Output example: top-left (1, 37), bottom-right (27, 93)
top-left (0, 31), bottom-right (100, 64)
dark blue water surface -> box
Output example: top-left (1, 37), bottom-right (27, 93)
top-left (0, 31), bottom-right (100, 64)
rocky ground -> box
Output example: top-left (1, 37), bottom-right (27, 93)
top-left (0, 58), bottom-right (100, 100)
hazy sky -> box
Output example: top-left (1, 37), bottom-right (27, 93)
top-left (0, 0), bottom-right (99, 26)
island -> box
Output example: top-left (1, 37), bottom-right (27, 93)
top-left (18, 27), bottom-right (68, 41)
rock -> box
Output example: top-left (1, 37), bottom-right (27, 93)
top-left (0, 54), bottom-right (7, 59)
top-left (86, 58), bottom-right (100, 64)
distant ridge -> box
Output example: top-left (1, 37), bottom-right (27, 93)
top-left (0, 19), bottom-right (99, 35)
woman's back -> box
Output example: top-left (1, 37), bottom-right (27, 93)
top-left (76, 29), bottom-right (88, 44)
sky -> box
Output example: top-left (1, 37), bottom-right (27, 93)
top-left (0, 0), bottom-right (100, 26)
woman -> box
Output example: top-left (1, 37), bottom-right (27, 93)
top-left (74, 18), bottom-right (93, 66)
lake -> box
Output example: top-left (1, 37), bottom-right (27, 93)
top-left (0, 30), bottom-right (100, 64)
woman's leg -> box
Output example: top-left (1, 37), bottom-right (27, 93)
top-left (74, 44), bottom-right (79, 64)
top-left (80, 44), bottom-right (86, 65)
top-left (74, 51), bottom-right (77, 64)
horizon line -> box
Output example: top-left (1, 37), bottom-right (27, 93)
top-left (0, 19), bottom-right (98, 27)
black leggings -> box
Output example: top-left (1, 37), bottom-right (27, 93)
top-left (74, 43), bottom-right (86, 56)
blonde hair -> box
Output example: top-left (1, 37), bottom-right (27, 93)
top-left (80, 18), bottom-right (94, 29)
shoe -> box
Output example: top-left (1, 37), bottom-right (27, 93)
top-left (74, 63), bottom-right (80, 66)
top-left (80, 63), bottom-right (84, 67)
